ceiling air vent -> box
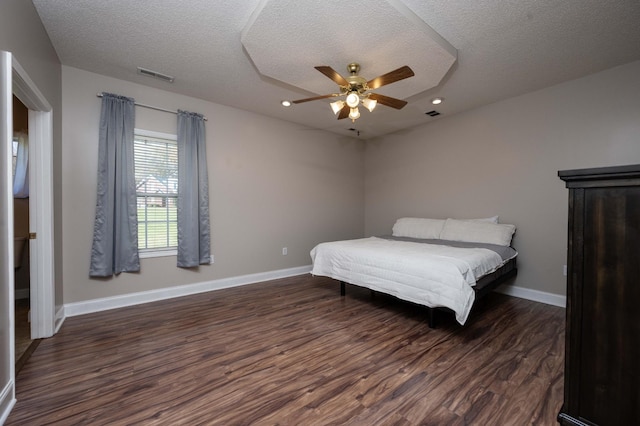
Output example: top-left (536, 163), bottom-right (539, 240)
top-left (137, 67), bottom-right (175, 83)
top-left (425, 110), bottom-right (441, 117)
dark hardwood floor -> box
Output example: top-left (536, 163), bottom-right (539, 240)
top-left (14, 298), bottom-right (40, 375)
top-left (8, 275), bottom-right (565, 425)
top-left (14, 299), bottom-right (31, 361)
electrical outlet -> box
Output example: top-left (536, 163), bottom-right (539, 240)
top-left (282, 247), bottom-right (287, 256)
top-left (563, 264), bottom-right (567, 276)
top-left (210, 255), bottom-right (214, 264)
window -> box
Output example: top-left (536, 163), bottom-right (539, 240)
top-left (134, 129), bottom-right (178, 256)
top-left (12, 137), bottom-right (18, 178)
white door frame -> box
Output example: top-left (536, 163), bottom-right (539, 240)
top-left (0, 48), bottom-right (17, 426)
top-left (11, 58), bottom-right (55, 339)
top-left (0, 49), bottom-right (55, 424)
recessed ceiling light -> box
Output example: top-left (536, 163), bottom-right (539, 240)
top-left (431, 97), bottom-right (444, 105)
top-left (281, 100), bottom-right (292, 107)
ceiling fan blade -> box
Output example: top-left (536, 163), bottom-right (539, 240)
top-left (315, 66), bottom-right (349, 86)
top-left (367, 66), bottom-right (414, 90)
top-left (368, 93), bottom-right (408, 109)
top-left (337, 104), bottom-right (350, 120)
top-left (291, 93), bottom-right (340, 104)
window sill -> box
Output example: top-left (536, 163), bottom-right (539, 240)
top-left (139, 249), bottom-right (177, 259)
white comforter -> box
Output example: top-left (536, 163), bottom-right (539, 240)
top-left (310, 237), bottom-right (505, 325)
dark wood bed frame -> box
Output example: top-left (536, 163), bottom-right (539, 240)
top-left (339, 257), bottom-right (517, 328)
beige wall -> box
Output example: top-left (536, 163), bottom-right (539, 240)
top-left (13, 199), bottom-right (29, 292)
top-left (365, 60), bottom-right (640, 296)
top-left (0, 0), bottom-right (63, 309)
top-left (61, 66), bottom-right (364, 303)
top-left (0, 0), bottom-right (62, 310)
top-left (13, 95), bottom-right (28, 133)
top-left (0, 0), bottom-right (62, 415)
top-left (59, 60), bottom-right (640, 303)
top-left (11, 0), bottom-right (634, 305)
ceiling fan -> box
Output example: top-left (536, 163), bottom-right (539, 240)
top-left (291, 63), bottom-right (415, 122)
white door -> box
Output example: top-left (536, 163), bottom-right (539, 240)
top-left (0, 49), bottom-right (56, 423)
top-left (12, 56), bottom-right (56, 340)
top-left (0, 49), bottom-right (17, 424)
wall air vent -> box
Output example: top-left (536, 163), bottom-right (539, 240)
top-left (425, 110), bottom-right (441, 117)
top-left (137, 67), bottom-right (175, 83)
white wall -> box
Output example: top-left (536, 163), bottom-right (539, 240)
top-left (62, 66), bottom-right (364, 304)
top-left (365, 60), bottom-right (640, 296)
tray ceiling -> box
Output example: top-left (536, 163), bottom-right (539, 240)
top-left (31, 0), bottom-right (640, 139)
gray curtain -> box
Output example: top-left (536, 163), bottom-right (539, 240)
top-left (177, 110), bottom-right (210, 267)
top-left (89, 93), bottom-right (140, 277)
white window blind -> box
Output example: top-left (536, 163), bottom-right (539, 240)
top-left (134, 129), bottom-right (178, 251)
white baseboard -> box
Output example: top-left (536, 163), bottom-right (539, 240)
top-left (64, 265), bottom-right (313, 318)
top-left (0, 381), bottom-right (16, 426)
top-left (14, 288), bottom-right (29, 300)
top-left (62, 265), bottom-right (563, 321)
top-left (54, 306), bottom-right (65, 334)
top-left (496, 284), bottom-right (566, 308)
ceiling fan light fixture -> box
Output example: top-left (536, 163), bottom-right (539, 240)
top-left (346, 92), bottom-right (360, 108)
top-left (330, 100), bottom-right (345, 114)
top-left (289, 63), bottom-right (415, 122)
top-left (349, 107), bottom-right (360, 121)
top-left (362, 98), bottom-right (377, 112)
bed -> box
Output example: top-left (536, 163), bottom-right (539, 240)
top-left (310, 217), bottom-right (518, 327)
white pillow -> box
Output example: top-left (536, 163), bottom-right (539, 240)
top-left (469, 216), bottom-right (499, 224)
top-left (440, 218), bottom-right (516, 246)
top-left (392, 217), bottom-right (445, 239)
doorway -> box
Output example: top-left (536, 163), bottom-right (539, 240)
top-left (1, 49), bottom-right (56, 423)
top-left (11, 95), bottom-right (34, 370)
top-left (11, 56), bottom-right (56, 340)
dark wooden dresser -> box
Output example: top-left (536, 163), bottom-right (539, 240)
top-left (558, 164), bottom-right (640, 425)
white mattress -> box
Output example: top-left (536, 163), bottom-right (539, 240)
top-left (310, 237), bottom-right (506, 325)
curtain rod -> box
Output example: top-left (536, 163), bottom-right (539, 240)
top-left (96, 93), bottom-right (207, 121)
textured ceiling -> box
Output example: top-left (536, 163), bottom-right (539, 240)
top-left (31, 0), bottom-right (640, 140)
top-left (241, 0), bottom-right (457, 99)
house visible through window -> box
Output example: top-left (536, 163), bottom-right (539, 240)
top-left (134, 129), bottom-right (178, 256)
